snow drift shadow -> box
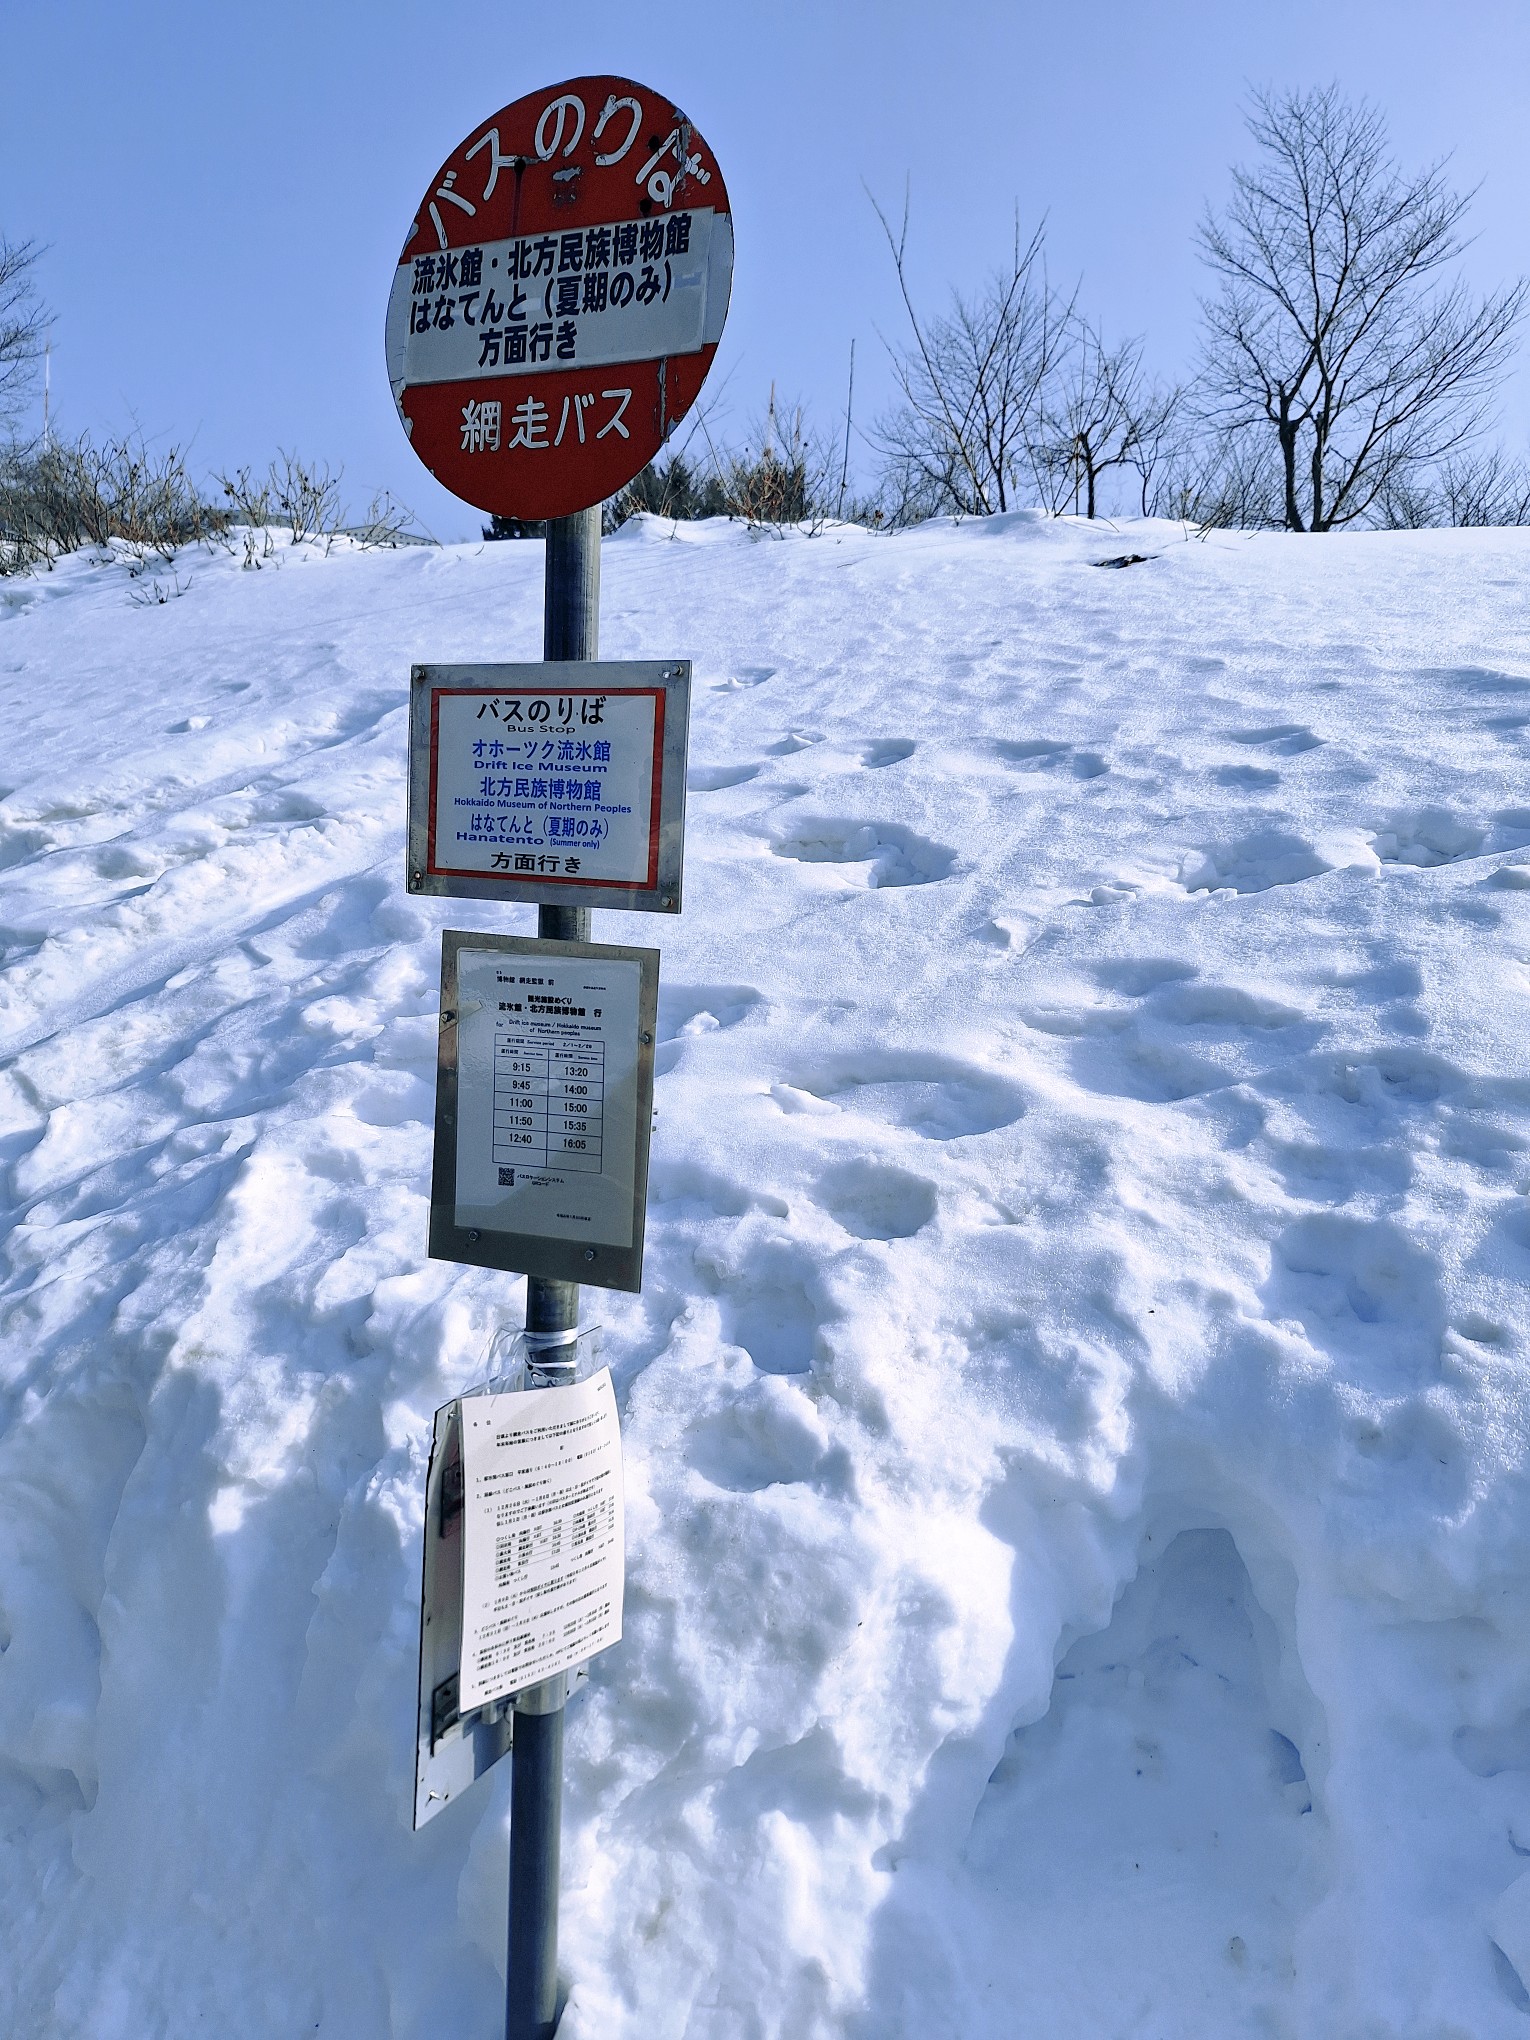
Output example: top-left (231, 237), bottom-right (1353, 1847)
top-left (851, 1513), bottom-right (1326, 2039)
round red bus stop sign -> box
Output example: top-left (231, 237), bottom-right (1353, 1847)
top-left (385, 76), bottom-right (733, 522)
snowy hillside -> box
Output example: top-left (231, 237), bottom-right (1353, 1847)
top-left (2, 512), bottom-right (1530, 2038)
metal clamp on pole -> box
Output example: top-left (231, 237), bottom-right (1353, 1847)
top-left (506, 502), bottom-right (601, 2040)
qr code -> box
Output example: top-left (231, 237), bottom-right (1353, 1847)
top-left (497, 1166), bottom-right (515, 1187)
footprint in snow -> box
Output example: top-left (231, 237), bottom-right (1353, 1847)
top-left (1228, 723), bottom-right (1323, 755)
top-left (994, 739), bottom-right (1108, 779)
top-left (1090, 957), bottom-right (1197, 996)
top-left (1084, 958), bottom-right (1306, 1025)
top-left (0, 821), bottom-right (56, 872)
top-left (860, 739), bottom-right (916, 769)
top-left (660, 987), bottom-right (762, 1044)
top-left (1264, 1213), bottom-right (1447, 1387)
top-left (703, 1240), bottom-right (825, 1375)
top-left (655, 984), bottom-right (762, 1074)
top-left (1063, 1031), bottom-right (1229, 1104)
top-left (646, 1158), bottom-right (758, 1219)
top-left (772, 820), bottom-right (956, 888)
top-left (1179, 831), bottom-right (1332, 894)
top-left (785, 1052), bottom-right (1025, 1140)
top-left (711, 664), bottom-right (777, 692)
top-left (813, 1156), bottom-right (938, 1240)
top-left (658, 983), bottom-right (762, 1039)
top-left (1040, 968), bottom-right (1307, 1105)
top-left (90, 842), bottom-right (162, 883)
top-left (939, 1527), bottom-right (1320, 2022)
top-left (1455, 1712), bottom-right (1530, 1778)
top-left (1122, 973), bottom-right (1306, 1031)
top-left (1370, 805), bottom-right (1530, 868)
top-left (685, 1375), bottom-right (833, 1491)
top-left (688, 762), bottom-right (760, 791)
top-left (1422, 663), bottom-right (1530, 698)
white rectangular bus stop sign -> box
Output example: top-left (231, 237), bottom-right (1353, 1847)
top-left (431, 931), bottom-right (659, 1291)
top-left (458, 1370), bottom-right (624, 1709)
top-left (408, 660), bottom-right (690, 914)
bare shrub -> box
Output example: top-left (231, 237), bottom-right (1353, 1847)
top-left (602, 392), bottom-right (856, 534)
top-left (2, 435), bottom-right (424, 576)
top-left (614, 451), bottom-right (729, 523)
top-left (217, 463), bottom-right (274, 529)
top-left (217, 454), bottom-right (425, 552)
top-left (346, 488), bottom-right (421, 547)
top-left (0, 432), bottom-right (226, 573)
top-left (269, 451), bottom-right (342, 545)
top-left (128, 570), bottom-right (193, 606)
top-left (89, 438), bottom-right (218, 563)
top-left (275, 452), bottom-right (343, 544)
top-left (716, 392), bottom-right (837, 530)
top-left (217, 451), bottom-right (342, 546)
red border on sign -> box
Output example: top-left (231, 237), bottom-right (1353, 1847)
top-left (427, 686), bottom-right (667, 890)
top-left (390, 75), bottom-right (733, 521)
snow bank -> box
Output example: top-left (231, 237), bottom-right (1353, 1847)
top-left (2, 512), bottom-right (1530, 2036)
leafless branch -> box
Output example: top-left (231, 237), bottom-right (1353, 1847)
top-left (867, 189), bottom-right (1072, 517)
top-left (0, 237), bottom-right (47, 427)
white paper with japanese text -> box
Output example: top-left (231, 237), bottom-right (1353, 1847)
top-left (459, 1370), bottom-right (624, 1708)
top-left (453, 946), bottom-right (643, 1248)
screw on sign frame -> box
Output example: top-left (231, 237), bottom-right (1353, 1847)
top-left (384, 75), bottom-right (734, 522)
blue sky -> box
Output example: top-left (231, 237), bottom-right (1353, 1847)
top-left (3, 1), bottom-right (1527, 537)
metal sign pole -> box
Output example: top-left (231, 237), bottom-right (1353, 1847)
top-left (505, 505), bottom-right (600, 2040)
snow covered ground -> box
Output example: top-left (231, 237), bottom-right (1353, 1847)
top-left (1, 510), bottom-right (1529, 2038)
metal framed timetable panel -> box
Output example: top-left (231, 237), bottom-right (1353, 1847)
top-left (430, 931), bottom-right (659, 1292)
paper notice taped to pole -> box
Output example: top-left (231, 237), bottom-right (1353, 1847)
top-left (458, 1368), bottom-right (624, 1709)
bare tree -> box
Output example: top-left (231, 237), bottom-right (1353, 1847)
top-left (0, 237), bottom-right (46, 428)
top-left (1199, 86), bottom-right (1526, 531)
top-left (1142, 422), bottom-right (1285, 531)
top-left (1125, 378), bottom-right (1190, 516)
top-left (1036, 318), bottom-right (1180, 518)
top-left (1378, 444), bottom-right (1530, 528)
top-left (870, 191), bottom-right (1073, 517)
